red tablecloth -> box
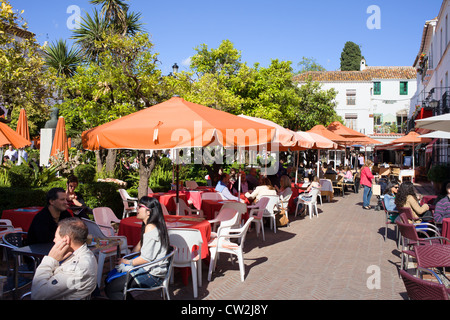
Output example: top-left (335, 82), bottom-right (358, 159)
top-left (2, 207), bottom-right (44, 232)
top-left (118, 215), bottom-right (211, 259)
top-left (442, 218), bottom-right (450, 245)
top-left (148, 192), bottom-right (187, 213)
top-left (201, 196), bottom-right (250, 221)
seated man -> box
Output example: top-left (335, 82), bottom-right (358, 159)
top-left (27, 188), bottom-right (73, 245)
top-left (434, 181), bottom-right (450, 224)
top-left (215, 173), bottom-right (241, 201)
top-left (31, 218), bottom-right (98, 300)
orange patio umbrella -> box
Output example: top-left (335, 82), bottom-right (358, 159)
top-left (295, 131), bottom-right (338, 149)
top-left (16, 108), bottom-right (30, 142)
top-left (238, 114), bottom-right (313, 150)
top-left (82, 97), bottom-right (276, 151)
top-left (50, 116), bottom-right (69, 162)
top-left (388, 131), bottom-right (431, 170)
top-left (308, 125), bottom-right (350, 145)
top-left (0, 122), bottom-right (31, 149)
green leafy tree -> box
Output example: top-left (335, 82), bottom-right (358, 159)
top-left (340, 41), bottom-right (362, 71)
top-left (295, 56), bottom-right (326, 74)
top-left (0, 0), bottom-right (54, 135)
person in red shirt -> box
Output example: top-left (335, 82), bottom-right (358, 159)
top-left (360, 159), bottom-right (374, 210)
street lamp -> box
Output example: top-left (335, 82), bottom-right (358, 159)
top-left (429, 99), bottom-right (439, 109)
top-left (172, 63), bottom-right (179, 74)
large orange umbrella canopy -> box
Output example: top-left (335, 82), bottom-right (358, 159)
top-left (16, 108), bottom-right (30, 142)
top-left (327, 121), bottom-right (367, 138)
top-left (389, 131), bottom-right (431, 144)
top-left (82, 97), bottom-right (276, 151)
top-left (238, 114), bottom-right (298, 150)
top-left (326, 122), bottom-right (382, 145)
top-left (307, 125), bottom-right (350, 145)
top-left (0, 122), bottom-right (31, 149)
top-left (50, 116), bottom-right (69, 161)
top-left (295, 131), bottom-right (337, 149)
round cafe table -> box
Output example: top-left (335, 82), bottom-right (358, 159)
top-left (118, 215), bottom-right (211, 259)
top-left (118, 215), bottom-right (211, 286)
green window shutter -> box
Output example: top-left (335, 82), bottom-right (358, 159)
top-left (374, 82), bottom-right (381, 95)
top-left (400, 82), bottom-right (408, 95)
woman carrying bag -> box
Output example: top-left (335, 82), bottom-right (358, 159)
top-left (360, 160), bottom-right (374, 210)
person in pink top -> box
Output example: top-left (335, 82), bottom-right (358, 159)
top-left (360, 159), bottom-right (374, 210)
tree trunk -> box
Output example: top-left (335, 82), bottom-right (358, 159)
top-left (105, 149), bottom-right (117, 173)
top-left (138, 150), bottom-right (158, 198)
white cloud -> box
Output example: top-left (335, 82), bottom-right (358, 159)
top-left (181, 56), bottom-right (192, 67)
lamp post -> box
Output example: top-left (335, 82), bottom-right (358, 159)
top-left (172, 63), bottom-right (179, 74)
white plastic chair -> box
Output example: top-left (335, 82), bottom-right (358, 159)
top-left (168, 229), bottom-right (203, 298)
top-left (160, 203), bottom-right (170, 216)
top-left (207, 217), bottom-right (254, 282)
top-left (118, 189), bottom-right (138, 219)
top-left (262, 195), bottom-right (281, 234)
top-left (176, 198), bottom-right (204, 217)
top-left (201, 192), bottom-right (225, 201)
top-left (122, 246), bottom-right (176, 300)
top-left (185, 181), bottom-right (199, 189)
top-left (247, 197), bottom-right (270, 241)
top-left (208, 207), bottom-right (240, 233)
top-left (93, 207), bottom-right (121, 237)
top-left (81, 218), bottom-right (129, 288)
top-left (295, 188), bottom-right (320, 219)
top-left (0, 219), bottom-right (22, 242)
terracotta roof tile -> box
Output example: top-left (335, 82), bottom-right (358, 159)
top-left (293, 66), bottom-right (417, 82)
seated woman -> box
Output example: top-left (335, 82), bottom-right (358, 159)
top-left (395, 181), bottom-right (433, 222)
top-left (342, 166), bottom-right (353, 183)
top-left (105, 196), bottom-right (170, 300)
top-left (215, 173), bottom-right (241, 201)
top-left (383, 181), bottom-right (399, 222)
top-left (245, 176), bottom-right (277, 203)
top-left (66, 175), bottom-right (90, 219)
top-left (276, 175), bottom-right (293, 203)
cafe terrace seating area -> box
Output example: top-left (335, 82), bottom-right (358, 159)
top-left (2, 163), bottom-right (449, 300)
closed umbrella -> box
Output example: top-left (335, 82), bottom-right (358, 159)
top-left (50, 116), bottom-right (69, 162)
top-left (16, 108), bottom-right (30, 142)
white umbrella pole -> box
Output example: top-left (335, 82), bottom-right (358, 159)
top-left (317, 149), bottom-right (320, 178)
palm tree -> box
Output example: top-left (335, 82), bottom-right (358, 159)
top-left (71, 9), bottom-right (108, 62)
top-left (43, 39), bottom-right (82, 77)
top-left (90, 0), bottom-right (129, 35)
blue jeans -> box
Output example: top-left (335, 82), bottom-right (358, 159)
top-left (363, 185), bottom-right (372, 207)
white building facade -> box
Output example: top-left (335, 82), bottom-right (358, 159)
top-left (409, 0), bottom-right (450, 165)
top-left (294, 61), bottom-right (417, 145)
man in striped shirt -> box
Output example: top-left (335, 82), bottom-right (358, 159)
top-left (433, 182), bottom-right (450, 224)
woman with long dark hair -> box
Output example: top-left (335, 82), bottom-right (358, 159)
top-left (105, 196), bottom-right (170, 300)
top-left (394, 181), bottom-right (433, 222)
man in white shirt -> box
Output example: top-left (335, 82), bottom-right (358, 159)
top-left (4, 145), bottom-right (18, 162)
top-left (31, 218), bottom-right (98, 300)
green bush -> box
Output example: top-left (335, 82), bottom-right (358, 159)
top-left (0, 187), bottom-right (47, 214)
top-left (74, 164), bottom-right (96, 183)
top-left (78, 181), bottom-right (123, 219)
top-left (7, 164), bottom-right (34, 188)
top-left (428, 164), bottom-right (450, 183)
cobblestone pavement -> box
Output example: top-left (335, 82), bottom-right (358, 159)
top-left (127, 182), bottom-right (436, 301)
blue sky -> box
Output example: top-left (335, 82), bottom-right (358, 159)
top-left (9, 0), bottom-right (444, 75)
